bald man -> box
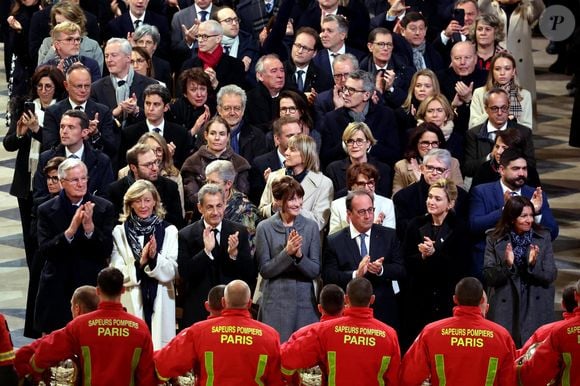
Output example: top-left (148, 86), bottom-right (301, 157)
top-left (155, 280), bottom-right (283, 385)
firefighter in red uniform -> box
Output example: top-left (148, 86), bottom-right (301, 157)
top-left (0, 313), bottom-right (17, 385)
top-left (30, 268), bottom-right (157, 386)
top-left (204, 284), bottom-right (226, 319)
top-left (517, 285), bottom-right (578, 358)
top-left (519, 279), bottom-right (580, 386)
top-left (154, 280), bottom-right (283, 385)
top-left (281, 277), bottom-right (401, 386)
top-left (399, 277), bottom-right (517, 386)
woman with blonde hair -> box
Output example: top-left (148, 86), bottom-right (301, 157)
top-left (110, 180), bottom-right (178, 350)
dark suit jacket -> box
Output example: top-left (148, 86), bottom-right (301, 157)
top-left (35, 193), bottom-right (114, 333)
top-left (284, 60), bottom-right (334, 94)
top-left (100, 174), bottom-right (184, 229)
top-left (322, 223), bottom-right (405, 328)
top-left (42, 99), bottom-right (118, 164)
top-left (177, 219), bottom-right (254, 327)
top-left (152, 56), bottom-right (173, 93)
top-left (249, 149), bottom-right (283, 204)
top-left (106, 11), bottom-right (171, 58)
top-left (312, 46), bottom-right (365, 79)
top-left (243, 82), bottom-right (281, 133)
top-left (181, 53), bottom-right (247, 91)
top-left (121, 120), bottom-right (189, 168)
top-left (32, 143), bottom-right (114, 200)
top-left (320, 102), bottom-right (401, 167)
top-left (170, 5), bottom-right (221, 59)
top-left (325, 156), bottom-right (393, 198)
top-left (235, 120), bottom-right (267, 164)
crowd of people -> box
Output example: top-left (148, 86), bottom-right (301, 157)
top-left (0, 0), bottom-right (576, 384)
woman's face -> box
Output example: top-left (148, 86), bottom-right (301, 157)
top-left (282, 193), bottom-right (303, 217)
top-left (492, 57), bottom-right (516, 86)
top-left (417, 131), bottom-right (440, 158)
top-left (22, 0), bottom-right (39, 6)
top-left (513, 205), bottom-right (534, 234)
top-left (46, 170), bottom-right (61, 194)
top-left (476, 22), bottom-right (496, 47)
top-left (185, 80), bottom-right (208, 107)
top-left (279, 97), bottom-right (301, 119)
top-left (346, 129), bottom-right (370, 160)
top-left (425, 100), bottom-right (447, 127)
top-left (284, 145), bottom-right (303, 169)
top-left (54, 13), bottom-right (70, 24)
top-left (205, 123), bottom-right (229, 153)
top-left (36, 76), bottom-right (56, 105)
top-left (131, 51), bottom-right (149, 77)
top-left (131, 191), bottom-right (156, 219)
top-left (414, 75), bottom-right (434, 102)
top-left (426, 187), bottom-right (452, 218)
top-left (145, 138), bottom-right (164, 163)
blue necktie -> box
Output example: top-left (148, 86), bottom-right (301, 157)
top-left (265, 2), bottom-right (273, 13)
top-left (359, 233), bottom-right (367, 258)
top-left (296, 70), bottom-right (305, 92)
top-left (199, 10), bottom-right (208, 21)
top-left (153, 127), bottom-right (161, 133)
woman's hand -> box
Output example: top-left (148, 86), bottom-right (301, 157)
top-left (7, 16), bottom-right (22, 32)
top-left (418, 236), bottom-right (435, 259)
top-left (148, 235), bottom-right (157, 259)
top-left (286, 229), bottom-right (303, 258)
top-left (528, 244), bottom-right (539, 266)
top-left (191, 105), bottom-right (210, 137)
top-left (505, 242), bottom-right (514, 267)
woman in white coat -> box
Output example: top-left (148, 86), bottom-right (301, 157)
top-left (111, 180), bottom-right (178, 350)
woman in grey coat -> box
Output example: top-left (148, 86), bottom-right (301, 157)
top-left (483, 196), bottom-right (557, 347)
top-left (255, 176), bottom-right (320, 342)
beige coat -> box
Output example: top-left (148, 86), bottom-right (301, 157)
top-left (392, 157), bottom-right (464, 196)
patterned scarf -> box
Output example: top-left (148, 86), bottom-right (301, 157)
top-left (496, 80), bottom-right (523, 122)
top-left (412, 42), bottom-right (426, 71)
top-left (509, 229), bottom-right (533, 269)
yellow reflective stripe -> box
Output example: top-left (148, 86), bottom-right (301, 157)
top-left (254, 354), bottom-right (267, 386)
top-left (30, 356), bottom-right (45, 373)
top-left (129, 347), bottom-right (142, 386)
top-left (81, 346), bottom-right (92, 386)
top-left (0, 349), bottom-right (15, 362)
top-left (377, 356), bottom-right (391, 386)
top-left (435, 354), bottom-right (446, 386)
top-left (327, 351), bottom-right (337, 386)
top-left (204, 351), bottom-right (214, 386)
top-left (562, 352), bottom-right (572, 386)
top-left (155, 367), bottom-right (171, 382)
top-left (485, 357), bottom-right (498, 386)
top-left (281, 366), bottom-right (296, 376)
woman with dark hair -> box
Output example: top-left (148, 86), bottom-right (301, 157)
top-left (111, 180), bottom-right (178, 350)
top-left (483, 195), bottom-right (557, 346)
top-left (255, 176), bottom-right (320, 341)
top-left (274, 90), bottom-right (320, 149)
top-left (169, 68), bottom-right (216, 152)
top-left (131, 46), bottom-right (154, 79)
top-left (401, 178), bottom-right (470, 350)
top-left (392, 123), bottom-right (463, 195)
top-left (469, 13), bottom-right (507, 72)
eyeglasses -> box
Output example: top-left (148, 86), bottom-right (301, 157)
top-left (36, 83), bottom-right (55, 91)
top-left (280, 107), bottom-right (297, 114)
top-left (70, 84), bottom-right (91, 91)
top-left (333, 72), bottom-right (350, 81)
top-left (419, 140), bottom-right (440, 148)
top-left (131, 58), bottom-right (146, 65)
top-left (219, 16), bottom-right (240, 25)
top-left (342, 86), bottom-right (366, 95)
top-left (197, 34), bottom-right (219, 41)
top-left (58, 36), bottom-right (83, 44)
top-left (61, 176), bottom-right (89, 184)
top-left (354, 179), bottom-right (375, 188)
top-left (220, 105), bottom-right (242, 113)
top-left (152, 147), bottom-right (164, 156)
top-left (46, 175), bottom-right (60, 183)
top-left (139, 160), bottom-right (161, 169)
top-left (345, 138), bottom-right (367, 147)
top-left (293, 43), bottom-right (315, 53)
top-left (424, 165), bottom-right (447, 175)
top-left (487, 105), bottom-right (509, 113)
top-left (355, 207), bottom-right (375, 216)
top-left (373, 41), bottom-right (394, 49)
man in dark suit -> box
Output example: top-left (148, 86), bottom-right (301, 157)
top-left (469, 148), bottom-right (559, 277)
top-left (101, 143), bottom-right (184, 228)
top-left (393, 148), bottom-right (469, 240)
top-left (121, 84), bottom-right (189, 168)
top-left (322, 190), bottom-right (405, 329)
top-left (177, 183), bottom-right (254, 328)
top-left (105, 0), bottom-right (171, 58)
top-left (90, 38), bottom-right (158, 129)
top-left (171, 0), bottom-right (221, 62)
top-left (43, 63), bottom-right (117, 166)
top-left (35, 158), bottom-right (115, 333)
top-left (249, 116), bottom-right (301, 203)
top-left (319, 70), bottom-right (401, 167)
top-left (33, 110), bottom-right (114, 201)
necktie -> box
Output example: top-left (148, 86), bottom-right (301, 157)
top-left (230, 127), bottom-right (240, 154)
top-left (296, 70), bottom-right (305, 92)
top-left (68, 154), bottom-right (79, 159)
top-left (134, 19), bottom-right (142, 29)
top-left (510, 191), bottom-right (518, 196)
top-left (199, 10), bottom-right (208, 21)
top-left (223, 45), bottom-right (231, 55)
top-left (153, 127), bottom-right (161, 133)
top-left (359, 233), bottom-right (367, 258)
top-left (265, 2), bottom-right (273, 13)
top-left (117, 80), bottom-right (126, 87)
top-left (488, 131), bottom-right (496, 142)
top-left (212, 228), bottom-right (220, 251)
top-left (74, 105), bottom-right (83, 111)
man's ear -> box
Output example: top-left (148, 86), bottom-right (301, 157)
top-left (453, 295), bottom-right (459, 306)
top-left (204, 301), bottom-right (211, 313)
top-left (221, 297), bottom-right (226, 309)
top-left (369, 294), bottom-right (375, 306)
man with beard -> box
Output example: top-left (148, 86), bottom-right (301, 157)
top-left (469, 148), bottom-right (559, 277)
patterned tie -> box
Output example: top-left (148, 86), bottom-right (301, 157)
top-left (134, 19), bottom-right (142, 29)
top-left (296, 70), bottom-right (305, 92)
top-left (359, 233), bottom-right (367, 258)
top-left (199, 10), bottom-right (208, 21)
top-left (265, 1), bottom-right (273, 14)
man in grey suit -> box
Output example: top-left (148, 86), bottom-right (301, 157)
top-left (170, 0), bottom-right (220, 60)
top-left (322, 189), bottom-right (405, 330)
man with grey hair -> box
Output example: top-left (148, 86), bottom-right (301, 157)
top-left (215, 84), bottom-right (266, 161)
top-left (181, 20), bottom-right (246, 91)
top-left (90, 38), bottom-right (157, 130)
top-left (34, 158), bottom-right (115, 334)
top-left (393, 148), bottom-right (469, 239)
top-left (319, 69), bottom-right (401, 167)
top-left (133, 24), bottom-right (172, 89)
top-left (177, 184), bottom-right (254, 327)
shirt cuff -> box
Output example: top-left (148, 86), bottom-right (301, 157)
top-left (84, 231), bottom-right (94, 239)
top-left (440, 31), bottom-right (450, 45)
top-left (377, 266), bottom-right (384, 276)
top-left (205, 249), bottom-right (214, 260)
top-left (65, 234), bottom-right (74, 243)
top-left (352, 270), bottom-right (357, 279)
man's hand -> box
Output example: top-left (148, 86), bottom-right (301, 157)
top-left (87, 112), bottom-right (100, 137)
top-left (356, 255), bottom-right (370, 278)
top-left (242, 56), bottom-right (252, 72)
top-left (227, 231), bottom-right (240, 258)
top-left (531, 187), bottom-right (543, 214)
top-left (387, 0), bottom-right (407, 17)
top-left (182, 21), bottom-right (200, 45)
top-left (114, 93), bottom-right (139, 117)
top-left (367, 257), bottom-right (384, 275)
top-left (444, 20), bottom-right (463, 38)
top-left (203, 226), bottom-right (216, 254)
top-left (65, 205), bottom-right (84, 239)
top-left (455, 81), bottom-right (474, 103)
top-left (332, 84), bottom-right (345, 109)
top-left (204, 67), bottom-right (219, 89)
top-left (81, 201), bottom-right (95, 234)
